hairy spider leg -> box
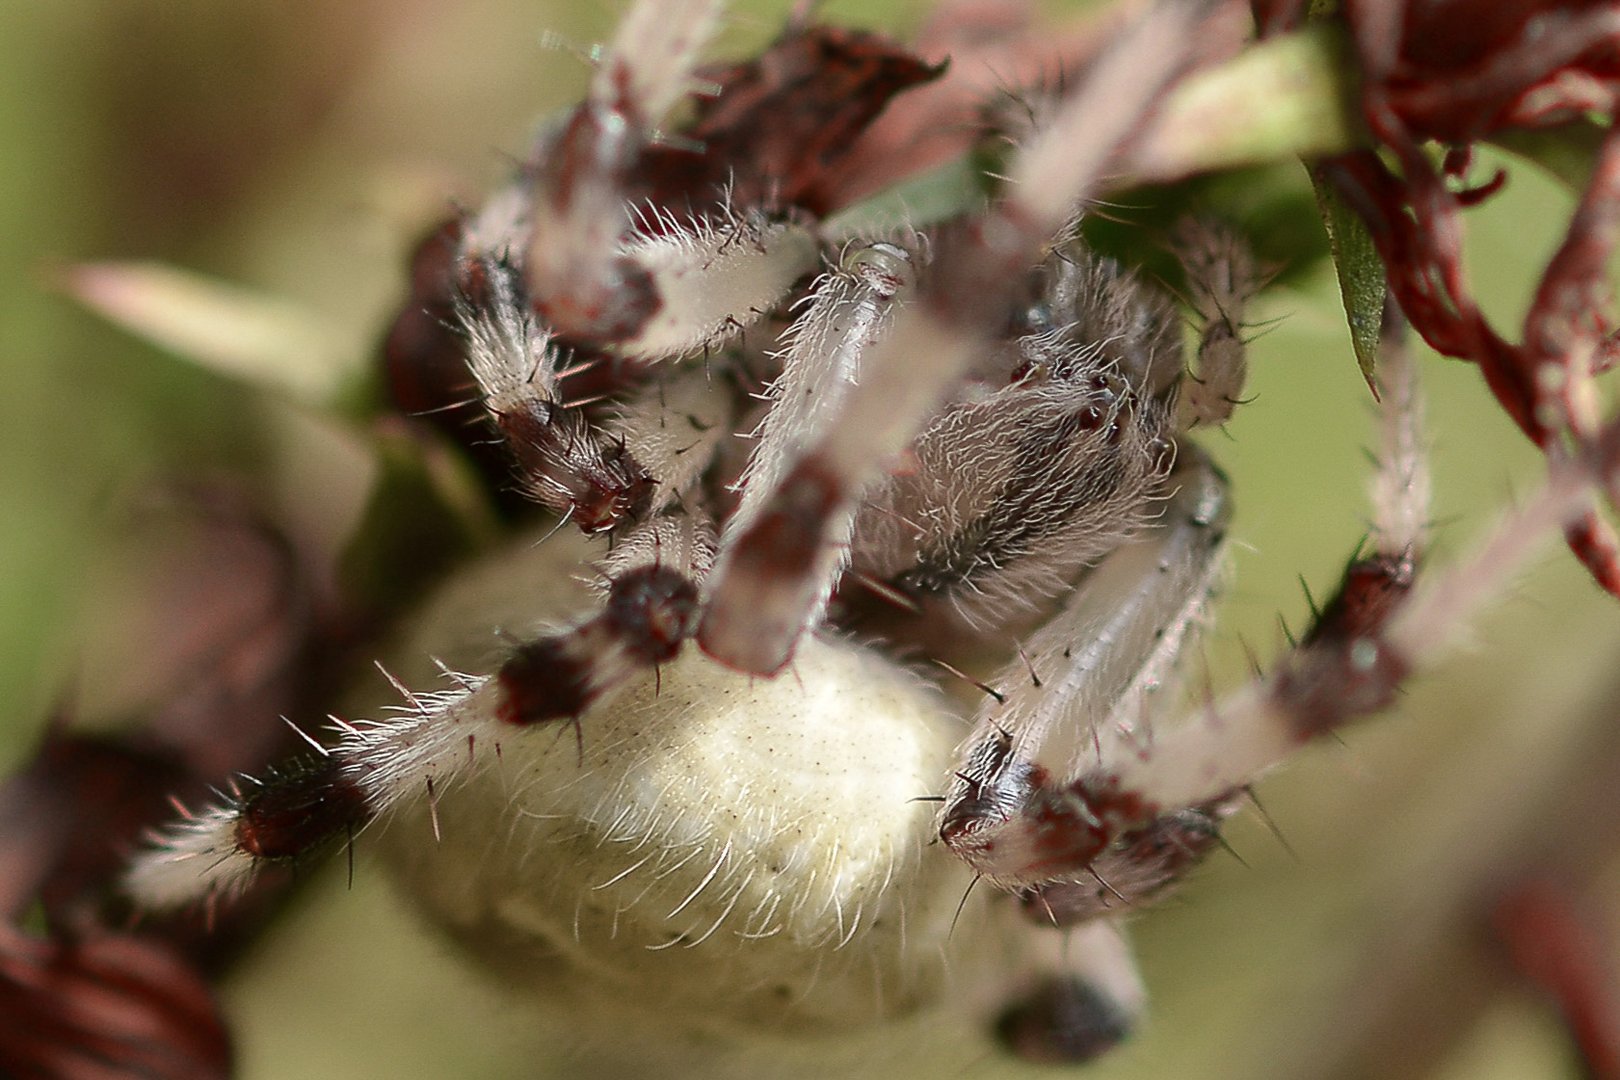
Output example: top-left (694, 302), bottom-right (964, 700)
top-left (524, 0), bottom-right (725, 344)
top-left (952, 321), bottom-right (1620, 905)
top-left (1174, 218), bottom-right (1261, 430)
top-left (462, 257), bottom-right (656, 532)
top-left (462, 247), bottom-right (752, 531)
top-left (126, 517), bottom-right (714, 907)
top-left (700, 240), bottom-right (917, 671)
top-left (698, 0), bottom-right (1213, 675)
top-left (937, 451), bottom-right (1232, 892)
top-left (939, 318), bottom-right (1423, 892)
top-left (996, 919), bottom-right (1149, 1065)
top-left (1080, 315), bottom-right (1436, 821)
top-left (518, 0), bottom-right (821, 357)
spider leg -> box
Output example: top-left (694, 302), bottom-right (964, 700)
top-left (996, 918), bottom-right (1147, 1065)
top-left (453, 3), bottom-right (836, 533)
top-left (498, 516), bottom-right (712, 730)
top-left (700, 239), bottom-right (918, 671)
top-left (953, 323), bottom-right (1620, 899)
top-left (612, 203), bottom-right (820, 361)
top-left (462, 248), bottom-right (749, 531)
top-left (1080, 317), bottom-right (1437, 817)
top-left (938, 317), bottom-right (1412, 894)
top-left (462, 256), bottom-right (656, 532)
top-left (938, 449), bottom-right (1231, 890)
top-left (1017, 801), bottom-right (1235, 927)
top-left (733, 242), bottom-right (920, 515)
top-left (523, 0), bottom-right (725, 345)
top-left (518, 0), bottom-right (821, 356)
top-left (701, 0), bottom-right (1212, 674)
top-left (1174, 219), bottom-right (1260, 430)
top-left (126, 517), bottom-right (713, 908)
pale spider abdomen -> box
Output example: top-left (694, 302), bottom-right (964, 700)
top-left (375, 528), bottom-right (998, 1036)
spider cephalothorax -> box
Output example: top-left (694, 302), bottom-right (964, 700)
top-left (79, 0), bottom-right (1620, 1074)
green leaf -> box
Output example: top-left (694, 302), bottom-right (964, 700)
top-left (1130, 23), bottom-right (1365, 183)
top-left (1310, 165), bottom-right (1387, 388)
top-left (822, 154), bottom-right (993, 239)
top-left (828, 23), bottom-right (1373, 238)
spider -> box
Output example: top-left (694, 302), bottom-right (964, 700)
top-left (14, 0), bottom-right (1620, 1076)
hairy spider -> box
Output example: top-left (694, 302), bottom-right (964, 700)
top-left (14, 0), bottom-right (1620, 1077)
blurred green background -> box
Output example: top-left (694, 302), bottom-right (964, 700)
top-left (3, 1), bottom-right (1617, 1078)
